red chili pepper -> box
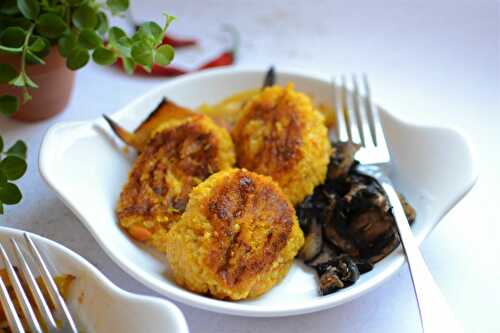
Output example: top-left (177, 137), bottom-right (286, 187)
top-left (199, 51), bottom-right (234, 69)
top-left (162, 34), bottom-right (197, 48)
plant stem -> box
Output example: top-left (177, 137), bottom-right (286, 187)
top-left (21, 24), bottom-right (35, 75)
top-left (20, 24), bottom-right (36, 103)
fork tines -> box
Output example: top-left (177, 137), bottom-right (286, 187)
top-left (332, 75), bottom-right (379, 145)
top-left (0, 233), bottom-right (78, 333)
top-left (332, 74), bottom-right (390, 164)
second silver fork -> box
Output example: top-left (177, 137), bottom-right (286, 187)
top-left (0, 233), bottom-right (78, 333)
top-left (334, 75), bottom-right (463, 333)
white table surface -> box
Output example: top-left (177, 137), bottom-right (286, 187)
top-left (1, 1), bottom-right (499, 332)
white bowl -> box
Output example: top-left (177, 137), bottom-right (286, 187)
top-left (39, 68), bottom-right (477, 317)
top-left (0, 227), bottom-right (189, 332)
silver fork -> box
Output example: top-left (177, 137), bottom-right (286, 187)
top-left (334, 75), bottom-right (462, 333)
top-left (0, 233), bottom-right (78, 333)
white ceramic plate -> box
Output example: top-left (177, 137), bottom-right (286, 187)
top-left (0, 227), bottom-right (189, 332)
top-left (39, 68), bottom-right (477, 317)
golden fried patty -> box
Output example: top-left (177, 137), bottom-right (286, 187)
top-left (231, 84), bottom-right (331, 205)
top-left (116, 114), bottom-right (235, 251)
top-left (165, 168), bottom-right (304, 300)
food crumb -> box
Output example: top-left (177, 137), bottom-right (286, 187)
top-left (78, 291), bottom-right (85, 304)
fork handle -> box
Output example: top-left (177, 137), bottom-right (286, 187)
top-left (379, 180), bottom-right (463, 333)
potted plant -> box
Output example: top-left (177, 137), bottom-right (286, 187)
top-left (0, 135), bottom-right (27, 214)
top-left (0, 0), bottom-right (175, 122)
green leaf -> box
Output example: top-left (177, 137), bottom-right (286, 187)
top-left (0, 64), bottom-right (17, 84)
top-left (9, 73), bottom-right (38, 88)
top-left (66, 47), bottom-right (89, 70)
top-left (136, 21), bottom-right (163, 46)
top-left (163, 13), bottom-right (176, 31)
top-left (0, 15), bottom-right (30, 31)
top-left (9, 74), bottom-right (25, 87)
top-left (0, 202), bottom-right (3, 214)
top-left (6, 140), bottom-right (27, 159)
top-left (115, 37), bottom-right (131, 57)
top-left (37, 13), bottom-right (67, 39)
top-left (23, 74), bottom-right (37, 88)
top-left (58, 32), bottom-right (77, 57)
top-left (72, 5), bottom-right (97, 30)
top-left (0, 182), bottom-right (22, 205)
top-left (26, 36), bottom-right (49, 64)
top-left (122, 57), bottom-right (135, 74)
top-left (29, 36), bottom-right (45, 52)
top-left (131, 41), bottom-right (153, 68)
top-left (17, 0), bottom-right (39, 20)
top-left (0, 0), bottom-right (19, 15)
top-left (49, 5), bottom-right (65, 17)
top-left (108, 27), bottom-right (131, 57)
top-left (0, 95), bottom-right (19, 116)
top-left (0, 170), bottom-right (6, 184)
top-left (92, 46), bottom-right (116, 65)
top-left (96, 12), bottom-right (108, 36)
top-left (155, 44), bottom-right (174, 66)
top-left (22, 89), bottom-right (31, 103)
top-left (0, 27), bottom-right (26, 48)
top-left (66, 0), bottom-right (82, 5)
top-left (0, 136), bottom-right (3, 153)
top-left (34, 36), bottom-right (50, 54)
top-left (0, 156), bottom-right (27, 180)
top-left (78, 29), bottom-right (102, 49)
top-left (106, 0), bottom-right (129, 15)
top-left (108, 26), bottom-right (126, 46)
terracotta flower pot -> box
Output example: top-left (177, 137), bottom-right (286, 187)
top-left (0, 47), bottom-right (75, 122)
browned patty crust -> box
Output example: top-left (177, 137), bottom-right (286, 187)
top-left (117, 115), bottom-right (235, 246)
top-left (205, 170), bottom-right (293, 287)
top-left (232, 89), bottom-right (303, 181)
top-left (231, 85), bottom-right (331, 205)
top-left (165, 169), bottom-right (304, 300)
